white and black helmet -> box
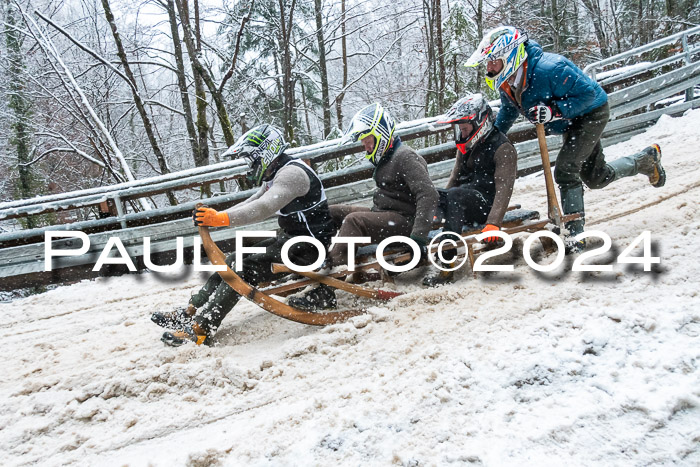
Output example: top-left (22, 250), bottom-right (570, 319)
top-left (340, 103), bottom-right (396, 165)
top-left (223, 124), bottom-right (289, 185)
top-left (437, 93), bottom-right (494, 154)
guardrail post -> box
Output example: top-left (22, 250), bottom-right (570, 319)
top-left (114, 195), bottom-right (127, 229)
top-left (682, 33), bottom-right (695, 101)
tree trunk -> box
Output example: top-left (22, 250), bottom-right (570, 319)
top-left (102, 0), bottom-right (178, 205)
top-left (277, 0), bottom-right (298, 144)
top-left (434, 0), bottom-right (446, 114)
top-left (181, 0), bottom-right (211, 196)
top-left (313, 0), bottom-right (331, 138)
top-left (475, 0), bottom-right (484, 93)
top-left (335, 0), bottom-right (348, 131)
top-left (5, 0), bottom-right (36, 225)
top-left (166, 0), bottom-right (200, 167)
top-left (175, 0), bottom-right (235, 146)
top-left (551, 0), bottom-right (561, 52)
top-left (299, 77), bottom-right (312, 143)
top-left (581, 0), bottom-right (610, 58)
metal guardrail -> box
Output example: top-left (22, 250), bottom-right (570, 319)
top-left (583, 25), bottom-right (700, 80)
top-left (2, 28), bottom-right (700, 288)
top-left (0, 119), bottom-right (453, 222)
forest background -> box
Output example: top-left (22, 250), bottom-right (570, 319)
top-left (1, 0), bottom-right (698, 228)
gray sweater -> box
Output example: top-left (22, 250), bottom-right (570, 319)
top-left (372, 140), bottom-right (439, 238)
top-left (223, 164), bottom-right (309, 227)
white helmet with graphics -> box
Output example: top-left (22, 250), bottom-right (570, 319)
top-left (466, 26), bottom-right (528, 90)
top-left (223, 124), bottom-right (289, 185)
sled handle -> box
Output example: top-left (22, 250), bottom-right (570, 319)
top-left (535, 124), bottom-right (564, 228)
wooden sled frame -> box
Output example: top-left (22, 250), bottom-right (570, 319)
top-left (198, 225), bottom-right (366, 325)
top-left (197, 129), bottom-right (579, 325)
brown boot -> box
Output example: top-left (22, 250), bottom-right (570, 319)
top-left (161, 322), bottom-right (210, 347)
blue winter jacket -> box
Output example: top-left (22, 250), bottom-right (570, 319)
top-left (494, 40), bottom-right (608, 135)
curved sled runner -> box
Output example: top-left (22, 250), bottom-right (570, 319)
top-left (198, 225), bottom-right (367, 325)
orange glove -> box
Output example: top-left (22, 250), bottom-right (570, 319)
top-left (193, 207), bottom-right (229, 227)
top-left (481, 224), bottom-right (500, 243)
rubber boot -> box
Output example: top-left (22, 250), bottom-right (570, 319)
top-left (287, 284), bottom-right (337, 311)
top-left (608, 144), bottom-right (665, 187)
top-left (560, 185), bottom-right (586, 254)
top-left (161, 322), bottom-right (210, 347)
top-left (151, 304), bottom-right (196, 330)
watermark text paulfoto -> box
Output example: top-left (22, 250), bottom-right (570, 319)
top-left (44, 230), bottom-right (660, 274)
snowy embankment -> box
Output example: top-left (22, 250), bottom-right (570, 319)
top-left (1, 110), bottom-right (699, 466)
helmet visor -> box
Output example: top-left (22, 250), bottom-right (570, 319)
top-left (465, 34), bottom-right (496, 67)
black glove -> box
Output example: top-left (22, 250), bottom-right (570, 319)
top-left (410, 235), bottom-right (430, 263)
top-left (527, 103), bottom-right (561, 124)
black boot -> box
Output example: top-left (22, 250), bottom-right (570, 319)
top-left (287, 284), bottom-right (337, 311)
top-left (151, 304), bottom-right (196, 330)
top-left (161, 322), bottom-right (210, 347)
top-left (422, 268), bottom-right (455, 287)
top-left (560, 185), bottom-right (586, 254)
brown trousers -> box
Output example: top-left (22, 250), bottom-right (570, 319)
top-left (328, 205), bottom-right (412, 266)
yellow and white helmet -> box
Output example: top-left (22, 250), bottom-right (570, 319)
top-left (340, 103), bottom-right (396, 165)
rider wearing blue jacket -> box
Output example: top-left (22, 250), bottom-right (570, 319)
top-left (494, 40), bottom-right (608, 136)
top-left (467, 27), bottom-right (666, 251)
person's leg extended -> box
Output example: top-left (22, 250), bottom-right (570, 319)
top-left (195, 234), bottom-right (327, 331)
top-left (162, 237), bottom-right (282, 345)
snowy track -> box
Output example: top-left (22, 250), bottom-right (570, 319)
top-left (1, 111), bottom-right (699, 466)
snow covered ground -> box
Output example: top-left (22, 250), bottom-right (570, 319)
top-left (1, 110), bottom-right (699, 466)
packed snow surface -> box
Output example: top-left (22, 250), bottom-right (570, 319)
top-left (1, 110), bottom-right (699, 466)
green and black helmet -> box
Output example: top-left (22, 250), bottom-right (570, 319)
top-left (223, 124), bottom-right (289, 185)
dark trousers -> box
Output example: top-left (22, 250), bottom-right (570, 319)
top-left (442, 187), bottom-right (491, 234)
top-left (437, 187), bottom-right (491, 261)
top-left (554, 102), bottom-right (615, 191)
top-left (191, 234), bottom-right (325, 333)
top-left (328, 205), bottom-right (412, 266)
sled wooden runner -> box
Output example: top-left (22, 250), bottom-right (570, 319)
top-left (270, 264), bottom-right (403, 301)
top-left (198, 225), bottom-right (365, 325)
